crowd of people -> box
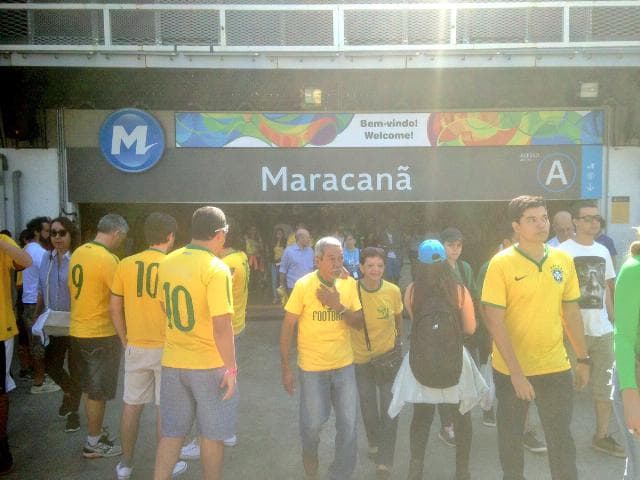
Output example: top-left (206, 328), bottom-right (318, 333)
top-left (0, 195), bottom-right (638, 480)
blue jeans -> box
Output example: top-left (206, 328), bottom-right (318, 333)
top-left (613, 369), bottom-right (640, 479)
top-left (355, 362), bottom-right (398, 467)
top-left (299, 364), bottom-right (358, 480)
top-left (270, 263), bottom-right (280, 300)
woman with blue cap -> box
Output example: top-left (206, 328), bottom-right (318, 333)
top-left (388, 239), bottom-right (487, 480)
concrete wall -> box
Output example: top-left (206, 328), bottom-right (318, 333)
top-left (606, 146), bottom-right (640, 266)
top-left (0, 149), bottom-right (59, 236)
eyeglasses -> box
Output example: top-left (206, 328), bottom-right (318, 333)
top-left (215, 225), bottom-right (229, 235)
top-left (50, 229), bottom-right (68, 237)
top-left (577, 215), bottom-right (603, 223)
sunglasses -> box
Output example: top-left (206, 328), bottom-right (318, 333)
top-left (215, 225), bottom-right (229, 234)
top-left (50, 229), bottom-right (68, 238)
top-left (577, 215), bottom-right (603, 223)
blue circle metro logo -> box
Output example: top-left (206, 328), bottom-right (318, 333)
top-left (99, 109), bottom-right (165, 173)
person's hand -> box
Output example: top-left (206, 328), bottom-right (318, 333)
top-left (282, 367), bottom-right (295, 396)
top-left (511, 372), bottom-right (535, 401)
top-left (220, 371), bottom-right (237, 400)
top-left (623, 389), bottom-right (640, 437)
top-left (316, 286), bottom-right (341, 311)
top-left (574, 363), bottom-right (590, 391)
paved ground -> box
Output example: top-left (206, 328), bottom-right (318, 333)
top-left (5, 318), bottom-right (627, 480)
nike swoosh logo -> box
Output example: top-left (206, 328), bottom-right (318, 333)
top-left (515, 276), bottom-right (527, 281)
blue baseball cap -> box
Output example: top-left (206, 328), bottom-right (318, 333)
top-left (418, 239), bottom-right (447, 264)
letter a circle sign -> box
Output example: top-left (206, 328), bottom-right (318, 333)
top-left (99, 108), bottom-right (165, 173)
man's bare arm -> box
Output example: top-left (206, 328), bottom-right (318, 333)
top-left (0, 239), bottom-right (31, 269)
top-left (562, 301), bottom-right (590, 390)
top-left (483, 304), bottom-right (535, 400)
top-left (109, 294), bottom-right (127, 347)
top-left (280, 312), bottom-right (299, 395)
top-left (212, 313), bottom-right (237, 400)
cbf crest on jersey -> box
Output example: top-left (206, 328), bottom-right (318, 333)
top-left (99, 109), bottom-right (165, 173)
top-left (550, 265), bottom-right (565, 283)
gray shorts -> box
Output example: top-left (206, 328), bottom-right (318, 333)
top-left (160, 366), bottom-right (238, 441)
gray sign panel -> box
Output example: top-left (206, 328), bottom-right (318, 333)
top-left (68, 145), bottom-right (588, 203)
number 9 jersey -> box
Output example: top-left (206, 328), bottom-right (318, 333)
top-left (158, 244), bottom-right (234, 370)
top-left (68, 241), bottom-right (120, 338)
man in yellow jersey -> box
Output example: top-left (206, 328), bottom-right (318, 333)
top-left (153, 206), bottom-right (237, 480)
top-left (481, 196), bottom-right (590, 480)
top-left (69, 213), bottom-right (129, 459)
top-left (110, 213), bottom-right (187, 480)
top-left (0, 232), bottom-right (32, 474)
top-left (280, 236), bottom-right (364, 480)
top-left (179, 219), bottom-right (248, 459)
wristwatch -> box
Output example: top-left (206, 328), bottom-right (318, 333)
top-left (576, 356), bottom-right (592, 365)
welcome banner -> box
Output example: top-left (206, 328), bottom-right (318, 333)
top-left (175, 110), bottom-right (603, 148)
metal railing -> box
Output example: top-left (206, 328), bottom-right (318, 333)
top-left (1, 1), bottom-right (639, 53)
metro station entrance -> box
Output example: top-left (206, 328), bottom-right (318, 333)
top-left (78, 199), bottom-right (570, 306)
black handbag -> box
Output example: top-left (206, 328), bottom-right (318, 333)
top-left (358, 282), bottom-right (403, 386)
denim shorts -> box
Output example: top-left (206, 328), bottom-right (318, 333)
top-left (70, 335), bottom-right (121, 401)
top-left (160, 366), bottom-right (238, 441)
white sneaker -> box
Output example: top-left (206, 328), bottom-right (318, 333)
top-left (116, 462), bottom-right (132, 480)
top-left (223, 435), bottom-right (237, 447)
top-left (179, 438), bottom-right (200, 460)
top-left (30, 382), bottom-right (61, 394)
top-left (172, 460), bottom-right (188, 477)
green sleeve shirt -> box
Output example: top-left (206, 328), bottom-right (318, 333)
top-left (614, 255), bottom-right (640, 390)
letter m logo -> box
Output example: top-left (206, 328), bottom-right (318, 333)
top-left (111, 125), bottom-right (157, 155)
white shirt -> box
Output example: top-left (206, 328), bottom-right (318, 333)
top-left (22, 242), bottom-right (46, 304)
top-left (557, 239), bottom-right (615, 337)
top-left (547, 236), bottom-right (560, 247)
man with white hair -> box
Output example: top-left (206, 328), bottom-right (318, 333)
top-left (547, 211), bottom-right (574, 247)
top-left (280, 237), bottom-right (364, 480)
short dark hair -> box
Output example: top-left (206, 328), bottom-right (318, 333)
top-left (144, 212), bottom-right (177, 245)
top-left (360, 246), bottom-right (386, 265)
top-left (191, 206), bottom-right (226, 241)
top-left (50, 216), bottom-right (80, 251)
top-left (570, 200), bottom-right (598, 219)
top-left (26, 216), bottom-right (50, 235)
top-left (508, 195), bottom-right (547, 223)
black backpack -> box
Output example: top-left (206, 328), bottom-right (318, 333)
top-left (409, 295), bottom-right (463, 389)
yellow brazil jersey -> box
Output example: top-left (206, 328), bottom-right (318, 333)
top-left (350, 280), bottom-right (403, 364)
top-left (481, 245), bottom-right (580, 376)
top-left (222, 250), bottom-right (249, 336)
top-left (111, 248), bottom-right (166, 348)
top-left (285, 271), bottom-right (362, 372)
top-left (159, 244), bottom-right (233, 370)
top-left (69, 241), bottom-right (119, 338)
top-left (0, 234), bottom-right (19, 341)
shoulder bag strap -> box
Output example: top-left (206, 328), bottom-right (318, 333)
top-left (356, 282), bottom-right (372, 352)
top-left (44, 253), bottom-right (54, 310)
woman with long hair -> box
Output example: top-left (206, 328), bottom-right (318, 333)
top-left (388, 239), bottom-right (486, 480)
top-left (35, 216), bottom-right (81, 432)
top-left (612, 232), bottom-right (640, 479)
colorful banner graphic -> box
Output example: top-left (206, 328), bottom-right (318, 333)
top-left (175, 110), bottom-right (603, 148)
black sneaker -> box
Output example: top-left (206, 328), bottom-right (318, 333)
top-left (82, 435), bottom-right (122, 458)
top-left (438, 426), bottom-right (456, 447)
top-left (58, 396), bottom-right (72, 418)
top-left (65, 412), bottom-right (80, 433)
top-left (482, 409), bottom-right (496, 427)
top-left (523, 430), bottom-right (547, 453)
top-left (18, 368), bottom-right (33, 380)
